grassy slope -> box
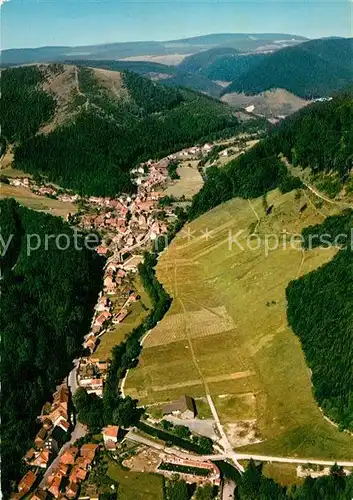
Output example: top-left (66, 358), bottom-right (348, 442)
top-left (126, 188), bottom-right (353, 459)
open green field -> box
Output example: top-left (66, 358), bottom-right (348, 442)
top-left (95, 276), bottom-right (152, 359)
top-left (107, 459), bottom-right (164, 500)
top-left (0, 184), bottom-right (77, 218)
top-left (126, 188), bottom-right (353, 459)
top-left (164, 160), bottom-right (203, 199)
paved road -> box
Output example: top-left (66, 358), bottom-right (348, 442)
top-left (164, 416), bottom-right (217, 441)
top-left (39, 422), bottom-right (87, 488)
top-left (124, 431), bottom-right (353, 471)
top-left (222, 480), bottom-right (236, 500)
top-left (234, 454), bottom-right (353, 468)
top-left (68, 359), bottom-right (80, 396)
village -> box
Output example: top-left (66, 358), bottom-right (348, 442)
top-left (11, 142), bottom-right (231, 500)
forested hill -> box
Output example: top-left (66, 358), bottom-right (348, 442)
top-left (2, 64), bottom-right (242, 196)
top-left (190, 89), bottom-right (353, 219)
top-left (0, 199), bottom-right (103, 496)
top-left (178, 47), bottom-right (267, 82)
top-left (222, 38), bottom-right (353, 98)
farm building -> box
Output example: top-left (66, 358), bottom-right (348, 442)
top-left (162, 395), bottom-right (197, 419)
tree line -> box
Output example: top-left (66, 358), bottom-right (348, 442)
top-left (286, 212), bottom-right (353, 430)
top-left (234, 460), bottom-right (353, 499)
top-left (0, 66), bottom-right (55, 142)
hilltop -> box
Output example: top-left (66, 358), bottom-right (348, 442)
top-left (221, 38), bottom-right (353, 98)
top-left (1, 64), bottom-right (246, 196)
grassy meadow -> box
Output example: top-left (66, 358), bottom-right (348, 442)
top-left (125, 188), bottom-right (353, 459)
top-left (106, 459), bottom-right (164, 500)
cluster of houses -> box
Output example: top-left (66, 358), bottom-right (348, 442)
top-left (14, 443), bottom-right (100, 500)
top-left (22, 383), bottom-right (71, 472)
top-left (44, 443), bottom-right (99, 499)
top-left (82, 255), bottom-right (142, 357)
top-left (76, 358), bottom-right (110, 398)
top-left (13, 384), bottom-right (72, 498)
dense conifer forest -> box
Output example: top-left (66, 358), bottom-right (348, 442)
top-left (287, 213), bottom-right (353, 430)
top-left (0, 66), bottom-right (55, 141)
top-left (0, 199), bottom-right (103, 495)
top-left (222, 38), bottom-right (353, 98)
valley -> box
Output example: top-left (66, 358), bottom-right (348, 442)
top-left (1, 25), bottom-right (353, 499)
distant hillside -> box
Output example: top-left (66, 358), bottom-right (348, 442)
top-left (68, 58), bottom-right (175, 77)
top-left (178, 47), bottom-right (240, 73)
top-left (221, 88), bottom-right (310, 118)
top-left (178, 47), bottom-right (267, 82)
top-left (222, 38), bottom-right (353, 98)
top-left (0, 33), bottom-right (307, 66)
top-left (190, 89), bottom-right (353, 217)
top-left (70, 59), bottom-right (223, 97)
top-left (3, 64), bottom-right (242, 196)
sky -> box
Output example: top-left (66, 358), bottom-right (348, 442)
top-left (1, 0), bottom-right (352, 49)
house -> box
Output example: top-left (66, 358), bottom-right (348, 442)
top-left (30, 488), bottom-right (48, 500)
top-left (24, 448), bottom-right (36, 463)
top-left (69, 465), bottom-right (87, 483)
top-left (86, 378), bottom-right (104, 397)
top-left (162, 395), bottom-right (197, 419)
top-left (66, 481), bottom-right (79, 499)
top-left (48, 475), bottom-right (62, 499)
top-left (53, 384), bottom-right (69, 411)
top-left (32, 448), bottom-right (50, 469)
top-left (18, 471), bottom-right (37, 496)
top-left (102, 425), bottom-right (119, 450)
top-left (80, 443), bottom-right (99, 463)
top-left (96, 246), bottom-right (108, 256)
top-left (48, 406), bottom-right (68, 427)
top-left (112, 308), bottom-right (129, 324)
top-left (94, 310), bottom-right (111, 327)
top-left (60, 446), bottom-right (78, 465)
top-left (42, 418), bottom-right (53, 431)
top-left (35, 427), bottom-right (48, 449)
top-left (57, 417), bottom-right (70, 433)
top-left (103, 276), bottom-right (116, 294)
top-left (95, 295), bottom-right (110, 312)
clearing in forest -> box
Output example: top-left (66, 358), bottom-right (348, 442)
top-left (125, 188), bottom-right (353, 459)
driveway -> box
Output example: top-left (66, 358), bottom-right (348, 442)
top-left (222, 480), bottom-right (236, 500)
top-left (164, 416), bottom-right (217, 440)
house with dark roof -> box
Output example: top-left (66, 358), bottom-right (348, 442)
top-left (162, 395), bottom-right (197, 419)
